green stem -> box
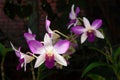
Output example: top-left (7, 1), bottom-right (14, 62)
top-left (30, 63), bottom-right (36, 80)
top-left (54, 30), bottom-right (69, 39)
top-left (37, 67), bottom-right (41, 80)
top-left (112, 66), bottom-right (120, 80)
top-left (78, 17), bottom-right (83, 22)
top-left (1, 57), bottom-right (5, 80)
top-left (89, 47), bottom-right (113, 63)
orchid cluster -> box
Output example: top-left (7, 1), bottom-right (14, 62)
top-left (10, 4), bottom-right (104, 72)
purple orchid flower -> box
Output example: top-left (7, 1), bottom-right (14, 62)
top-left (68, 4), bottom-right (80, 29)
top-left (10, 42), bottom-right (34, 71)
top-left (24, 28), bottom-right (36, 43)
top-left (71, 17), bottom-right (104, 44)
top-left (28, 33), bottom-right (70, 69)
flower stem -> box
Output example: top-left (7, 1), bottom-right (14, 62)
top-left (54, 30), bottom-right (69, 39)
top-left (78, 17), bottom-right (83, 22)
top-left (37, 67), bottom-right (41, 80)
top-left (1, 57), bottom-right (5, 80)
top-left (30, 62), bottom-right (36, 80)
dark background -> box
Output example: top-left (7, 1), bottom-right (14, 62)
top-left (0, 0), bottom-right (120, 80)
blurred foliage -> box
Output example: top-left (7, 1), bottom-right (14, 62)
top-left (0, 43), bottom-right (12, 57)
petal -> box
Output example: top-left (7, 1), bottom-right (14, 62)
top-left (54, 40), bottom-right (70, 54)
top-left (17, 63), bottom-right (22, 70)
top-left (71, 26), bottom-right (85, 35)
top-left (28, 40), bottom-right (45, 54)
top-left (34, 54), bottom-right (45, 68)
top-left (10, 42), bottom-right (21, 57)
top-left (24, 33), bottom-right (36, 42)
top-left (44, 33), bottom-right (53, 50)
top-left (95, 30), bottom-right (104, 39)
top-left (75, 7), bottom-right (80, 15)
top-left (67, 23), bottom-right (74, 29)
top-left (69, 4), bottom-right (76, 19)
top-left (46, 19), bottom-right (53, 34)
top-left (87, 33), bottom-right (95, 42)
top-left (23, 54), bottom-right (34, 63)
top-left (24, 59), bottom-right (27, 71)
top-left (45, 55), bottom-right (54, 69)
top-left (54, 53), bottom-right (67, 66)
top-left (28, 28), bottom-right (32, 34)
top-left (81, 33), bottom-right (88, 44)
top-left (17, 58), bottom-right (24, 70)
top-left (92, 19), bottom-right (102, 29)
top-left (83, 17), bottom-right (91, 29)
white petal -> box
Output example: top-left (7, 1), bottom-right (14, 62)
top-left (67, 23), bottom-right (74, 29)
top-left (28, 28), bottom-right (32, 34)
top-left (23, 54), bottom-right (34, 63)
top-left (24, 59), bottom-right (27, 71)
top-left (44, 33), bottom-right (53, 50)
top-left (46, 19), bottom-right (53, 33)
top-left (95, 30), bottom-right (104, 39)
top-left (81, 33), bottom-right (88, 44)
top-left (54, 53), bottom-right (67, 66)
top-left (83, 17), bottom-right (91, 29)
top-left (34, 54), bottom-right (45, 68)
top-left (69, 4), bottom-right (76, 19)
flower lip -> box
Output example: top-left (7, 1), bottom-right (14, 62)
top-left (45, 53), bottom-right (54, 69)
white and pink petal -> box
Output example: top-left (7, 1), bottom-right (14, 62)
top-left (54, 40), bottom-right (70, 54)
top-left (54, 53), bottom-right (67, 66)
top-left (92, 19), bottom-right (102, 29)
top-left (28, 40), bottom-right (45, 54)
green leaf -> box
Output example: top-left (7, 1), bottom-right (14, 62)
top-left (82, 62), bottom-right (107, 77)
top-left (114, 47), bottom-right (120, 60)
top-left (88, 74), bottom-right (106, 80)
top-left (0, 43), bottom-right (5, 55)
top-left (0, 43), bottom-right (13, 57)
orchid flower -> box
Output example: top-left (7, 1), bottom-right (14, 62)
top-left (10, 42), bottom-right (34, 71)
top-left (28, 33), bottom-right (70, 69)
top-left (71, 17), bottom-right (104, 44)
top-left (46, 17), bottom-right (60, 41)
top-left (24, 28), bottom-right (36, 43)
top-left (68, 4), bottom-right (80, 29)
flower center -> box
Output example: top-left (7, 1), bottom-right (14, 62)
top-left (87, 29), bottom-right (94, 34)
top-left (87, 29), bottom-right (95, 42)
top-left (46, 52), bottom-right (53, 57)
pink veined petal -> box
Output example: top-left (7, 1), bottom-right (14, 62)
top-left (95, 30), bottom-right (104, 39)
top-left (71, 26), bottom-right (85, 35)
top-left (92, 19), bottom-right (102, 29)
top-left (69, 4), bottom-right (76, 20)
top-left (75, 7), bottom-right (80, 15)
top-left (46, 19), bottom-right (53, 33)
top-left (44, 33), bottom-right (53, 50)
top-left (81, 33), bottom-right (88, 44)
top-left (54, 40), bottom-right (70, 54)
top-left (34, 54), bottom-right (45, 68)
top-left (28, 40), bottom-right (45, 54)
top-left (83, 17), bottom-right (91, 29)
top-left (54, 53), bottom-right (67, 66)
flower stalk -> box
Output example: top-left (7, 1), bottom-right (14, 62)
top-left (1, 57), bottom-right (5, 80)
